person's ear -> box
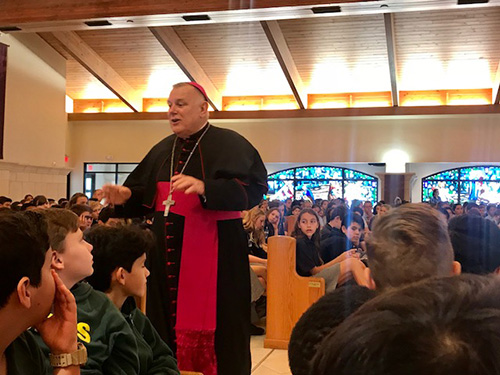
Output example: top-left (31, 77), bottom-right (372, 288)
top-left (200, 101), bottom-right (209, 115)
top-left (452, 261), bottom-right (461, 275)
top-left (16, 277), bottom-right (32, 309)
top-left (341, 225), bottom-right (347, 235)
top-left (364, 268), bottom-right (377, 290)
top-left (112, 267), bottom-right (127, 286)
top-left (494, 266), bottom-right (500, 275)
top-left (51, 250), bottom-right (64, 271)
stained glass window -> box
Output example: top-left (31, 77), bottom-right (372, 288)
top-left (267, 166), bottom-right (378, 203)
top-left (422, 166), bottom-right (500, 203)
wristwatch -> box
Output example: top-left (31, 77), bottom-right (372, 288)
top-left (49, 342), bottom-right (87, 367)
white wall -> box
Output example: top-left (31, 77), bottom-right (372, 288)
top-left (0, 33), bottom-right (69, 200)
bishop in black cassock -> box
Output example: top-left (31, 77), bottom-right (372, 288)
top-left (104, 82), bottom-right (268, 375)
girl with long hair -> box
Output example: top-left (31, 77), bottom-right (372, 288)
top-left (292, 209), bottom-right (368, 292)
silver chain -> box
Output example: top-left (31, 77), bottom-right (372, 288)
top-left (168, 124), bottom-right (211, 194)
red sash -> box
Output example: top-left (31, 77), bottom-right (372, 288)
top-left (155, 182), bottom-right (241, 375)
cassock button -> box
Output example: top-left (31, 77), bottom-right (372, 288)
top-left (166, 235), bottom-right (174, 239)
top-left (170, 287), bottom-right (177, 291)
top-left (167, 261), bottom-right (176, 266)
top-left (168, 275), bottom-right (176, 279)
top-left (174, 171), bottom-right (180, 175)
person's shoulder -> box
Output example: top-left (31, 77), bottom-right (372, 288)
top-left (208, 125), bottom-right (254, 148)
top-left (6, 331), bottom-right (50, 375)
top-left (149, 134), bottom-right (176, 154)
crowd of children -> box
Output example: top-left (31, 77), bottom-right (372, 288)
top-left (2, 189), bottom-right (500, 375)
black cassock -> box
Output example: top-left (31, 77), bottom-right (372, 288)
top-left (120, 124), bottom-right (268, 375)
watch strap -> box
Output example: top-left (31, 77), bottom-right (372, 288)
top-left (49, 342), bottom-right (87, 367)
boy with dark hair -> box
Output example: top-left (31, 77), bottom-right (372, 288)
top-left (0, 211), bottom-right (81, 375)
top-left (320, 214), bottom-right (364, 263)
top-left (38, 209), bottom-right (139, 375)
top-left (320, 205), bottom-right (346, 242)
top-left (85, 225), bottom-right (180, 375)
top-left (0, 195), bottom-right (12, 208)
top-left (312, 274), bottom-right (500, 375)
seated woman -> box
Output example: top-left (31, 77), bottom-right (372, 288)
top-left (292, 209), bottom-right (368, 292)
top-left (243, 207), bottom-right (268, 288)
top-left (85, 225), bottom-right (180, 375)
top-left (264, 207), bottom-right (286, 240)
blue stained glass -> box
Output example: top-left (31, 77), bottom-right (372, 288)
top-left (343, 181), bottom-right (378, 206)
top-left (268, 170), bottom-right (294, 180)
top-left (422, 181), bottom-right (458, 203)
top-left (267, 180), bottom-right (294, 201)
top-left (460, 167), bottom-right (500, 181)
top-left (425, 169), bottom-right (459, 180)
top-left (344, 170), bottom-right (376, 180)
top-left (295, 180), bottom-right (342, 201)
top-left (295, 167), bottom-right (343, 180)
top-left (459, 181), bottom-right (500, 204)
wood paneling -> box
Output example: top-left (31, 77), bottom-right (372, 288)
top-left (75, 28), bottom-right (188, 98)
top-left (52, 31), bottom-right (142, 111)
top-left (68, 104), bottom-right (500, 121)
top-left (173, 22), bottom-right (292, 96)
top-left (278, 15), bottom-right (391, 93)
top-left (149, 27), bottom-right (222, 110)
top-left (394, 7), bottom-right (500, 90)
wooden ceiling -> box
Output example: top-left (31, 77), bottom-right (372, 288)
top-left (12, 1), bottom-right (500, 109)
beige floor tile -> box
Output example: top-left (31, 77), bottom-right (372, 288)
top-left (251, 335), bottom-right (273, 371)
top-left (257, 349), bottom-right (291, 374)
top-left (252, 364), bottom-right (289, 375)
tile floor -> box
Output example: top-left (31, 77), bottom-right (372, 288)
top-left (250, 335), bottom-right (291, 375)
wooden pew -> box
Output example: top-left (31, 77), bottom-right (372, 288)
top-left (286, 215), bottom-right (297, 235)
top-left (180, 372), bottom-right (203, 375)
top-left (264, 236), bottom-right (325, 349)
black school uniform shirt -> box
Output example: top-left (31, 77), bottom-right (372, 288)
top-left (295, 236), bottom-right (323, 277)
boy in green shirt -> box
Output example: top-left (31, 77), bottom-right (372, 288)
top-left (39, 209), bottom-right (139, 375)
top-left (0, 211), bottom-right (81, 375)
top-left (85, 225), bottom-right (180, 375)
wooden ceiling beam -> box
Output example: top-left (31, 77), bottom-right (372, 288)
top-left (149, 26), bottom-right (222, 111)
top-left (68, 104), bottom-right (500, 122)
top-left (261, 20), bottom-right (307, 109)
top-left (494, 60), bottom-right (500, 105)
top-left (51, 31), bottom-right (142, 112)
top-left (384, 13), bottom-right (399, 107)
top-left (0, 0), bottom-right (374, 25)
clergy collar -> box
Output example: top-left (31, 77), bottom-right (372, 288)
top-left (179, 122), bottom-right (210, 142)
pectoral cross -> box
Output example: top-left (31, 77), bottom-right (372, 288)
top-left (163, 194), bottom-right (175, 217)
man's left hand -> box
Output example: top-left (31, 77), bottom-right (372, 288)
top-left (171, 174), bottom-right (205, 195)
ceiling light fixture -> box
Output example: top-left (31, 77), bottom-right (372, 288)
top-left (84, 20), bottom-right (112, 27)
top-left (311, 6), bottom-right (342, 14)
top-left (457, 0), bottom-right (489, 4)
top-left (182, 14), bottom-right (211, 22)
top-left (0, 26), bottom-right (21, 32)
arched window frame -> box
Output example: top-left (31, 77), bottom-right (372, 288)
top-left (421, 165), bottom-right (500, 203)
